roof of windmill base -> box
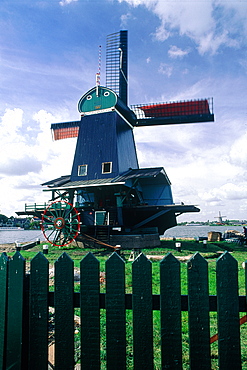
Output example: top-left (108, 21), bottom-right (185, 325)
top-left (42, 167), bottom-right (171, 190)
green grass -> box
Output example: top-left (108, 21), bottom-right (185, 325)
top-left (9, 239), bottom-right (247, 369)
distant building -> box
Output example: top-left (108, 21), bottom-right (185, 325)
top-left (0, 217), bottom-right (30, 229)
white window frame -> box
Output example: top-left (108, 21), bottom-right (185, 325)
top-left (78, 164), bottom-right (88, 176)
top-left (102, 162), bottom-right (112, 174)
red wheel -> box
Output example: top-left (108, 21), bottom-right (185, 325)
top-left (41, 200), bottom-right (80, 246)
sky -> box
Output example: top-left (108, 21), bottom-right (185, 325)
top-left (0, 0), bottom-right (247, 223)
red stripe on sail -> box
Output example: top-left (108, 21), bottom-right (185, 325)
top-left (140, 100), bottom-right (210, 118)
top-left (53, 126), bottom-right (79, 140)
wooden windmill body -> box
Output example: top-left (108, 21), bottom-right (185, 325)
top-left (18, 31), bottom-right (214, 248)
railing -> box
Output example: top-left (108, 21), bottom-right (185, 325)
top-left (25, 203), bottom-right (48, 212)
top-left (25, 202), bottom-right (71, 213)
top-left (0, 250), bottom-right (245, 369)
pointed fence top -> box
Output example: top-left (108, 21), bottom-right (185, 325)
top-left (160, 252), bottom-right (180, 265)
top-left (31, 251), bottom-right (49, 262)
top-left (106, 251), bottom-right (125, 264)
top-left (55, 252), bottom-right (74, 264)
top-left (188, 252), bottom-right (208, 266)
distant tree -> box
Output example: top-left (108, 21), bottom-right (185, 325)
top-left (29, 220), bottom-right (41, 230)
top-left (0, 214), bottom-right (8, 224)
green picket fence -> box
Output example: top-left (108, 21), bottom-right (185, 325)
top-left (0, 251), bottom-right (246, 369)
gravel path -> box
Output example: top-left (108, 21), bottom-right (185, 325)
top-left (0, 243), bottom-right (16, 253)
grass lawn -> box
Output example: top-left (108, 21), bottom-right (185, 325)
top-left (10, 239), bottom-right (247, 369)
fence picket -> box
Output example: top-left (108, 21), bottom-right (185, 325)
top-left (0, 253), bottom-right (8, 369)
top-left (132, 253), bottom-right (153, 370)
top-left (29, 252), bottom-right (49, 370)
top-left (54, 252), bottom-right (74, 369)
top-left (160, 252), bottom-right (182, 369)
top-left (216, 251), bottom-right (241, 369)
top-left (6, 252), bottom-right (25, 370)
top-left (80, 252), bottom-right (100, 369)
top-left (0, 249), bottom-right (247, 369)
top-left (187, 253), bottom-right (210, 369)
top-left (106, 252), bottom-right (126, 370)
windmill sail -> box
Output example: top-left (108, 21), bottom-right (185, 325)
top-left (138, 99), bottom-right (210, 117)
top-left (131, 98), bottom-right (214, 126)
top-left (51, 121), bottom-right (80, 141)
top-left (106, 30), bottom-right (128, 105)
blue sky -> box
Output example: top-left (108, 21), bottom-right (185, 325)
top-left (0, 0), bottom-right (247, 224)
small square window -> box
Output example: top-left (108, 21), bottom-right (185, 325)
top-left (102, 162), bottom-right (112, 174)
top-left (78, 164), bottom-right (88, 176)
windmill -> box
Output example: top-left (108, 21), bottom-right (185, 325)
top-left (214, 211), bottom-right (226, 224)
top-left (17, 31), bottom-right (214, 248)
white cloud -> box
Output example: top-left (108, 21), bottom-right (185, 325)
top-left (168, 45), bottom-right (190, 59)
top-left (0, 108), bottom-right (41, 176)
top-left (0, 108), bottom-right (23, 133)
top-left (155, 22), bottom-right (171, 41)
top-left (239, 58), bottom-right (247, 73)
top-left (59, 0), bottom-right (78, 6)
top-left (31, 110), bottom-right (76, 180)
top-left (120, 12), bottom-right (134, 27)
top-left (229, 131), bottom-right (247, 167)
top-left (200, 183), bottom-right (247, 203)
top-left (198, 30), bottom-right (239, 55)
top-left (158, 63), bottom-right (173, 77)
top-left (0, 108), bottom-right (76, 216)
top-left (118, 0), bottom-right (247, 54)
top-left (0, 157), bottom-right (42, 176)
top-left (118, 0), bottom-right (154, 6)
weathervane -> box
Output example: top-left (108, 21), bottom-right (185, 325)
top-left (96, 45), bottom-right (101, 96)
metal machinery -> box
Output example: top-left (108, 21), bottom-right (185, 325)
top-left (17, 31), bottom-right (214, 248)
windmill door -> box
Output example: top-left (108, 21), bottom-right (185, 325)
top-left (94, 211), bottom-right (109, 225)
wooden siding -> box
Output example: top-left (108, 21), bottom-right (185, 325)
top-left (70, 111), bottom-right (138, 182)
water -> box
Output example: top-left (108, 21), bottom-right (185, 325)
top-left (163, 225), bottom-right (245, 239)
top-left (0, 229), bottom-right (46, 244)
top-left (0, 225), bottom-right (245, 244)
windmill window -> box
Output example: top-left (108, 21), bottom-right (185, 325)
top-left (102, 162), bottom-right (112, 174)
top-left (86, 95), bottom-right (92, 100)
top-left (78, 164), bottom-right (88, 176)
top-left (104, 91), bottom-right (110, 97)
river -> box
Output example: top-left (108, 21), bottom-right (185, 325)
top-left (0, 229), bottom-right (46, 244)
top-left (163, 225), bottom-right (244, 239)
top-left (0, 225), bottom-right (245, 244)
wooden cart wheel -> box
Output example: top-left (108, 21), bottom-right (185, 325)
top-left (41, 200), bottom-right (80, 246)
